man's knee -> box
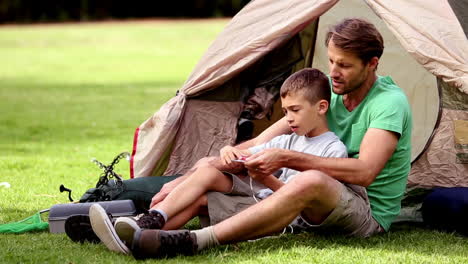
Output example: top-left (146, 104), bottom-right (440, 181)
top-left (286, 170), bottom-right (334, 200)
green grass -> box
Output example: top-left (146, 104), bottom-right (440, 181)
top-left (0, 19), bottom-right (467, 264)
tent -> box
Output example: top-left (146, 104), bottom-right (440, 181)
top-left (129, 0), bottom-right (468, 199)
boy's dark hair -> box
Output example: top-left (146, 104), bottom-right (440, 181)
top-left (280, 68), bottom-right (330, 104)
top-left (325, 18), bottom-right (384, 64)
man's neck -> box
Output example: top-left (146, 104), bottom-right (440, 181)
top-left (343, 73), bottom-right (377, 112)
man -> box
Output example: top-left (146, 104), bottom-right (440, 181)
top-left (91, 18), bottom-right (412, 259)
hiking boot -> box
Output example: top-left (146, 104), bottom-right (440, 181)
top-left (131, 229), bottom-right (198, 259)
top-left (89, 204), bottom-right (130, 255)
top-left (65, 214), bottom-right (101, 244)
top-left (135, 210), bottom-right (166, 229)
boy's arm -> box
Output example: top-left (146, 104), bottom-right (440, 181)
top-left (254, 174), bottom-right (284, 191)
top-left (322, 141), bottom-right (348, 159)
top-left (236, 117), bottom-right (290, 149)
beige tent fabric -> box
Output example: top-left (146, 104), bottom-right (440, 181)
top-left (164, 100), bottom-right (243, 175)
top-left (180, 0), bottom-right (338, 97)
top-left (366, 0), bottom-right (468, 94)
top-left (132, 0), bottom-right (467, 179)
top-left (131, 95), bottom-right (186, 178)
top-left (132, 0), bottom-right (339, 177)
top-left (409, 108), bottom-right (468, 188)
top-left (312, 0), bottom-right (440, 162)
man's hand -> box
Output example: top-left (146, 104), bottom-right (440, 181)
top-left (245, 148), bottom-right (288, 177)
top-left (220, 145), bottom-right (251, 165)
top-left (247, 168), bottom-right (269, 182)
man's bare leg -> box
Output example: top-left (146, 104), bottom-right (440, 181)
top-left (126, 170), bottom-right (343, 259)
top-left (213, 170), bottom-right (342, 243)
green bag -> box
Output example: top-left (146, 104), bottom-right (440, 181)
top-left (80, 176), bottom-right (180, 213)
top-left (0, 211), bottom-right (49, 234)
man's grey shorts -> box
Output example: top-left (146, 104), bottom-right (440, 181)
top-left (205, 173), bottom-right (384, 237)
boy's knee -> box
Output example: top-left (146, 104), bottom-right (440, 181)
top-left (194, 156), bottom-right (219, 167)
top-left (192, 164), bottom-right (223, 182)
top-left (192, 165), bottom-right (232, 192)
top-left (196, 164), bottom-right (219, 173)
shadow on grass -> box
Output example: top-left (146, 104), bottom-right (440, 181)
top-left (198, 222), bottom-right (468, 261)
top-left (1, 217), bottom-right (466, 263)
top-left (0, 78), bottom-right (182, 147)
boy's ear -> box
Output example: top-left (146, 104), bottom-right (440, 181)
top-left (317, 99), bottom-right (329, 115)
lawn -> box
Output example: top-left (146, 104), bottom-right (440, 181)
top-left (1, 19), bottom-right (467, 264)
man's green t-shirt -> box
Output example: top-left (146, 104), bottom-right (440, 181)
top-left (327, 76), bottom-right (412, 231)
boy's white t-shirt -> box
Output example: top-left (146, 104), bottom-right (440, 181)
top-left (248, 131), bottom-right (348, 199)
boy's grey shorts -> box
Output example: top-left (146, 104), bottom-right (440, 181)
top-left (205, 172), bottom-right (384, 237)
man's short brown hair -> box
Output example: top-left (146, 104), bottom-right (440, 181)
top-left (325, 18), bottom-right (384, 64)
top-left (280, 68), bottom-right (330, 104)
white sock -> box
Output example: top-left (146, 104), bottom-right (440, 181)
top-left (149, 209), bottom-right (168, 222)
top-left (192, 226), bottom-right (220, 251)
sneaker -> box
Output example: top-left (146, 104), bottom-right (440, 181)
top-left (135, 210), bottom-right (166, 229)
top-left (114, 211), bottom-right (165, 248)
top-left (65, 214), bottom-right (100, 244)
top-left (131, 229), bottom-right (198, 259)
top-left (114, 217), bottom-right (141, 247)
top-left (89, 204), bottom-right (130, 255)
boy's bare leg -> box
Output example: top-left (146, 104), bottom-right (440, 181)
top-left (161, 195), bottom-right (208, 230)
top-left (150, 157), bottom-right (243, 208)
top-left (152, 165), bottom-right (233, 220)
top-left (213, 170), bottom-right (342, 243)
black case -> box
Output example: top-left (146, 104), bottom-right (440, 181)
top-left (48, 200), bottom-right (136, 233)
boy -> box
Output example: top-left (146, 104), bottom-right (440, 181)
top-left (90, 68), bottom-right (349, 257)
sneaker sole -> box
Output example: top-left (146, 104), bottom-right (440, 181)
top-left (114, 217), bottom-right (140, 247)
top-left (89, 204), bottom-right (130, 255)
top-left (64, 214), bottom-right (100, 244)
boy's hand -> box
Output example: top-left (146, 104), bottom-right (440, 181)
top-left (220, 145), bottom-right (250, 165)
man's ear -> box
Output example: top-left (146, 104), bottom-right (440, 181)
top-left (369, 56), bottom-right (379, 71)
top-left (317, 99), bottom-right (329, 115)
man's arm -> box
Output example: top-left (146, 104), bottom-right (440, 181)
top-left (236, 117), bottom-right (291, 150)
top-left (245, 128), bottom-right (399, 187)
top-left (220, 117), bottom-right (291, 165)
